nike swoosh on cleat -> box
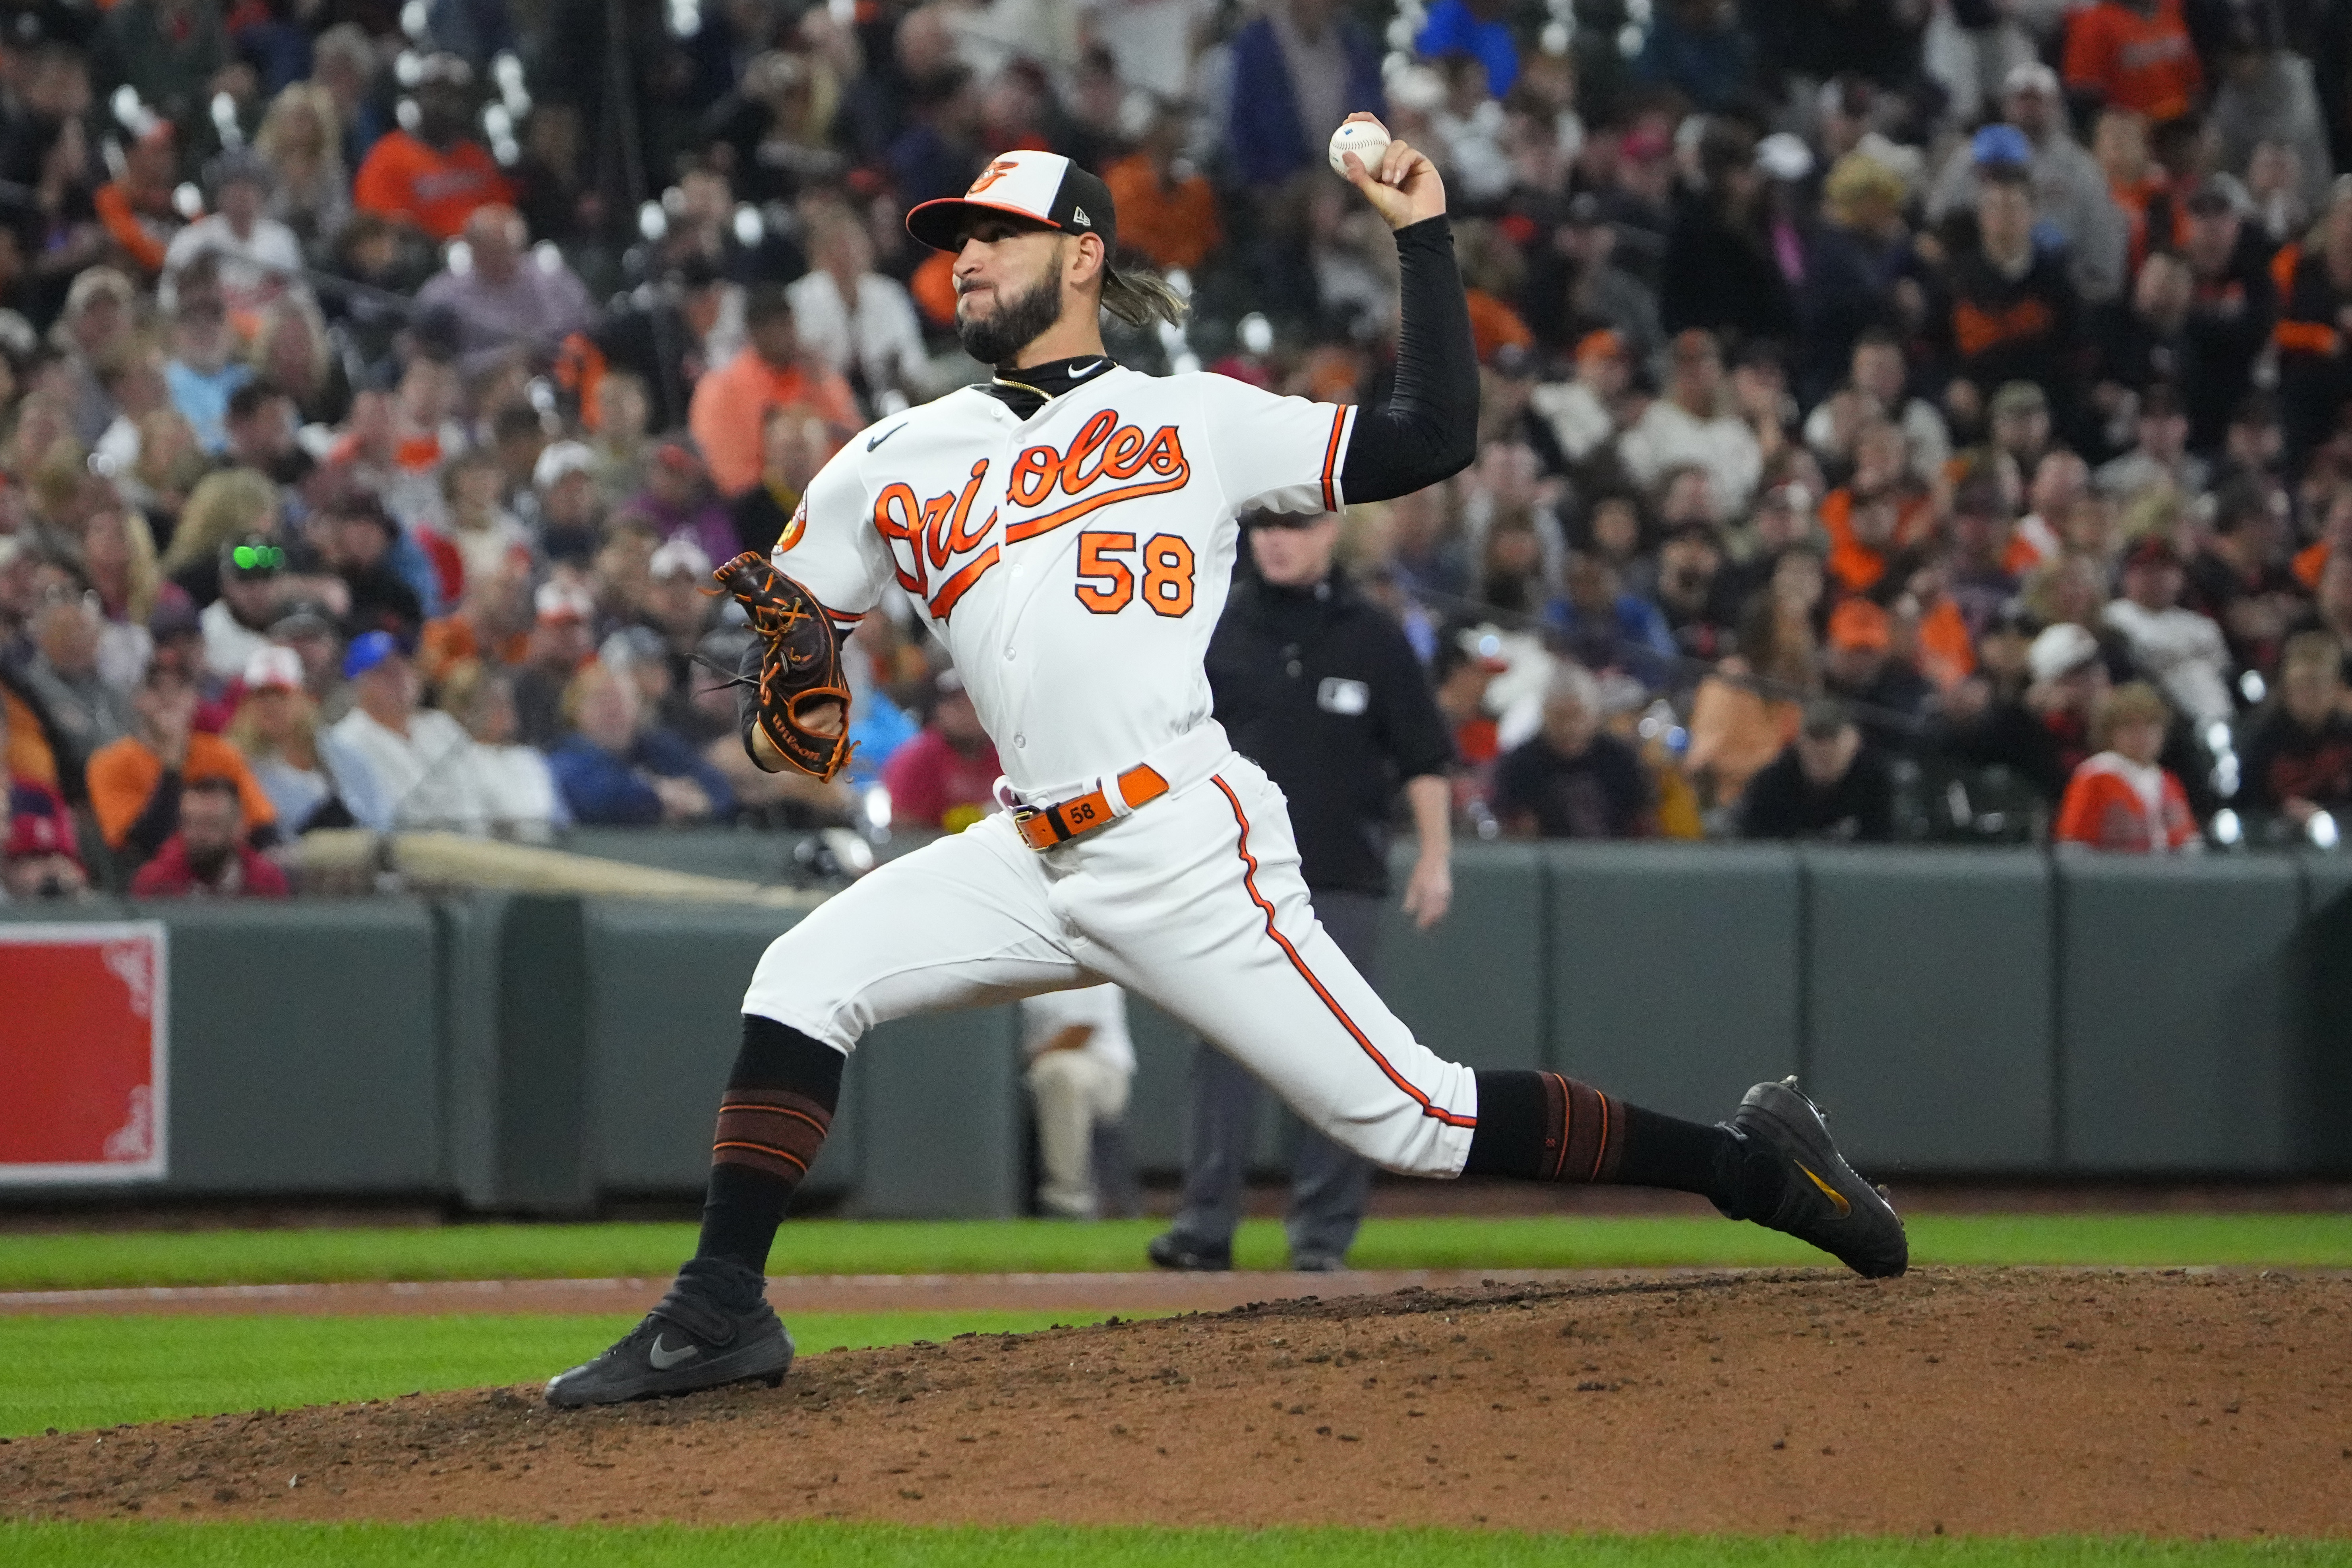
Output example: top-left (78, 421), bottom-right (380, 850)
top-left (648, 1335), bottom-right (701, 1370)
top-left (1794, 1161), bottom-right (1852, 1218)
top-left (866, 424), bottom-right (908, 452)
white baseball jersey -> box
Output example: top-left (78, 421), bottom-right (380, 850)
top-left (743, 364), bottom-right (1480, 1183)
top-left (773, 367), bottom-right (1359, 796)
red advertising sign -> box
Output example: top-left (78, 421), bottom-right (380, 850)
top-left (0, 923), bottom-right (168, 1183)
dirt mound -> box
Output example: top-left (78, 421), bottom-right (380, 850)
top-left (6, 1269), bottom-right (2348, 1537)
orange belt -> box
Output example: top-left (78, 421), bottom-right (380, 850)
top-left (1014, 764), bottom-right (1169, 852)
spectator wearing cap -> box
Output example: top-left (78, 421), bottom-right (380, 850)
top-left (2185, 477), bottom-right (2304, 681)
top-left (2273, 188), bottom-right (2352, 461)
top-left (414, 206), bottom-right (594, 378)
top-left (128, 774), bottom-right (292, 897)
top-left (4, 776), bottom-right (86, 899)
top-left (352, 54), bottom-right (516, 242)
top-left (2175, 183), bottom-right (2281, 455)
top-left (199, 534), bottom-right (286, 682)
top-left (161, 151), bottom-right (304, 321)
top-left (439, 662), bottom-right (567, 843)
top-left (2063, 0), bottom-right (2205, 125)
top-left (1822, 597), bottom-right (1930, 757)
top-left (1557, 190), bottom-right (1666, 363)
top-left (325, 630), bottom-right (494, 834)
top-left (312, 492), bottom-right (427, 644)
top-left (1930, 64), bottom-right (2129, 305)
top-left (1528, 330), bottom-right (1631, 470)
top-left (2240, 630), bottom-right (2352, 825)
top-left (145, 591), bottom-right (236, 732)
top-left (786, 211), bottom-right (927, 419)
top-left (546, 658), bottom-right (734, 827)
top-left (511, 579), bottom-right (599, 749)
top-left (688, 285), bottom-right (860, 501)
top-left (2054, 680), bottom-right (2200, 851)
top-left (533, 440), bottom-right (605, 563)
top-left (878, 668), bottom-right (1001, 833)
top-left (1655, 519), bottom-right (1738, 662)
top-left (636, 536), bottom-right (716, 679)
top-left (225, 644), bottom-right (348, 835)
top-left (2104, 535), bottom-right (2235, 730)
top-left (1618, 329), bottom-right (1762, 523)
top-left (1494, 662), bottom-right (1651, 838)
top-left (1930, 161), bottom-right (2084, 434)
top-left (1738, 698), bottom-right (1895, 842)
top-left (1224, 0), bottom-right (1385, 191)
top-left (88, 662), bottom-right (278, 868)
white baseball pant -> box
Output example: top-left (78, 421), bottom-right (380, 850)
top-left (741, 738), bottom-right (1479, 1179)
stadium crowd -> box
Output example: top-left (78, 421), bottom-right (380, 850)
top-left (6, 0), bottom-right (2352, 902)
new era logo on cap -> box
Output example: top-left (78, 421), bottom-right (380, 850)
top-left (906, 151), bottom-right (1117, 254)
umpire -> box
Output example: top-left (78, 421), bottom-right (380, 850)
top-left (1146, 509), bottom-right (1455, 1273)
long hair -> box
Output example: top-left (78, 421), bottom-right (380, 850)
top-left (1099, 262), bottom-right (1188, 329)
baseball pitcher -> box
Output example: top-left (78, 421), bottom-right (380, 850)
top-left (548, 119), bottom-right (1906, 1408)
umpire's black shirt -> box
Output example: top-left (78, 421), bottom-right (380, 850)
top-left (1206, 571), bottom-right (1453, 896)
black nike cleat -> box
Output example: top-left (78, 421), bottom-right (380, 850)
top-left (1724, 1077), bottom-right (1908, 1279)
top-left (1145, 1232), bottom-right (1232, 1272)
top-left (545, 1283), bottom-right (794, 1408)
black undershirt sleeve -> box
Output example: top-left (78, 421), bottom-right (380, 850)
top-left (1336, 215), bottom-right (1481, 505)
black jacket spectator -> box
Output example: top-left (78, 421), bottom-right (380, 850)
top-left (1738, 741), bottom-right (1896, 841)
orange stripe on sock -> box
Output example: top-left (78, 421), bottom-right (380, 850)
top-left (712, 1140), bottom-right (809, 1175)
top-left (1211, 774), bottom-right (1474, 1130)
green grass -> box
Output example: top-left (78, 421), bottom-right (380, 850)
top-left (2, 1214), bottom-right (2350, 1293)
top-left (2, 1523), bottom-right (2346, 1568)
top-left (0, 1312), bottom-right (1132, 1438)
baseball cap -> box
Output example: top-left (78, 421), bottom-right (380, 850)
top-left (648, 536), bottom-right (714, 582)
top-left (2028, 622), bottom-right (2100, 683)
top-left (2184, 182), bottom-right (2239, 219)
top-left (1971, 124), bottom-right (2032, 168)
top-left (148, 588), bottom-right (201, 641)
top-left (1990, 381), bottom-right (2047, 419)
top-left (652, 438), bottom-right (703, 475)
top-left (1620, 126), bottom-right (1671, 162)
top-left (906, 150), bottom-right (1118, 256)
top-left (532, 439), bottom-right (596, 491)
top-left (342, 628), bottom-right (403, 679)
top-left (4, 794), bottom-right (79, 866)
top-left (243, 644), bottom-right (304, 692)
top-left (1827, 598), bottom-right (1893, 653)
top-left (2123, 534), bottom-right (2181, 572)
top-left (1574, 327), bottom-right (1626, 363)
top-left (270, 600), bottom-right (336, 639)
top-left (534, 579), bottom-right (596, 625)
top-left (2003, 61), bottom-right (2060, 98)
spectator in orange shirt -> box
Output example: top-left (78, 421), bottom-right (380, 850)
top-left (86, 664), bottom-right (279, 869)
top-left (1101, 106), bottom-right (1222, 274)
top-left (2054, 680), bottom-right (2200, 850)
top-left (94, 123), bottom-right (184, 279)
top-left (2063, 0), bottom-right (2204, 124)
top-left (351, 54), bottom-right (515, 242)
top-left (689, 285), bottom-right (860, 499)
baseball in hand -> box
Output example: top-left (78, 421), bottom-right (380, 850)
top-left (1329, 120), bottom-right (1391, 178)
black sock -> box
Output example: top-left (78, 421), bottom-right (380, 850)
top-left (1464, 1070), bottom-right (1772, 1214)
top-left (691, 1015), bottom-right (844, 1276)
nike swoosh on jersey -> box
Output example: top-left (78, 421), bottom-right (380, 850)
top-left (866, 424), bottom-right (908, 452)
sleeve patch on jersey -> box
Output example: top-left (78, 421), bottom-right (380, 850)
top-left (776, 499), bottom-right (808, 553)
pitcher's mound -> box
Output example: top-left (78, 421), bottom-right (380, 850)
top-left (7, 1268), bottom-right (2348, 1536)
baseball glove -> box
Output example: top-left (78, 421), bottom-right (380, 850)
top-left (712, 550), bottom-right (854, 781)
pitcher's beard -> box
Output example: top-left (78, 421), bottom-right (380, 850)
top-left (956, 270), bottom-right (1066, 368)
